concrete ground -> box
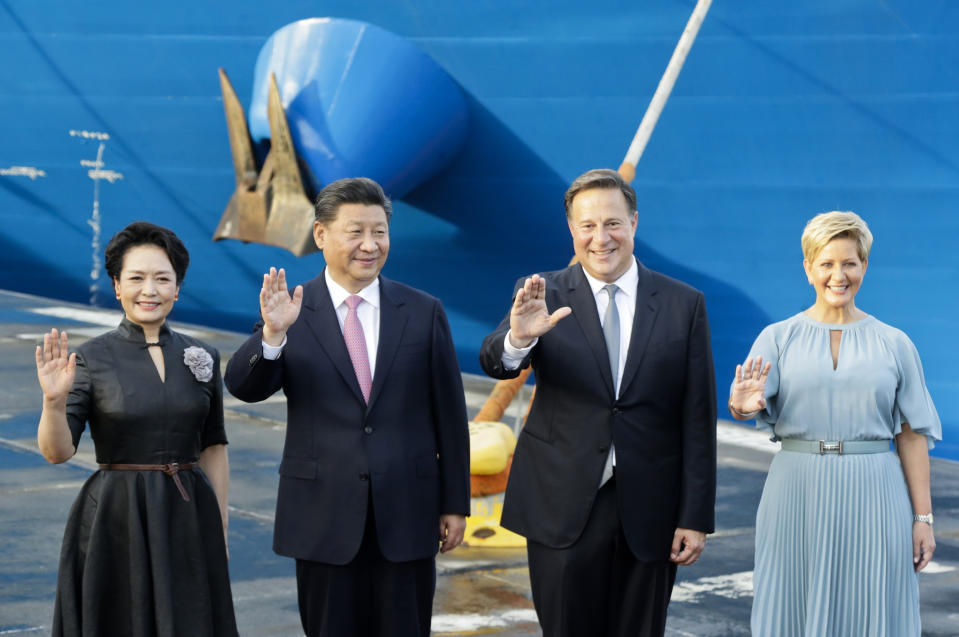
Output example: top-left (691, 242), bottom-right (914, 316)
top-left (1, 289), bottom-right (957, 636)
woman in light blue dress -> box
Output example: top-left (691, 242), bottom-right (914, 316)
top-left (728, 211), bottom-right (940, 637)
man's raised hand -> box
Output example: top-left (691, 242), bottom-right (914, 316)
top-left (508, 275), bottom-right (571, 348)
top-left (260, 267), bottom-right (304, 346)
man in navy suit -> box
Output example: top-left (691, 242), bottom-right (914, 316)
top-left (225, 177), bottom-right (470, 637)
top-left (480, 169), bottom-right (717, 637)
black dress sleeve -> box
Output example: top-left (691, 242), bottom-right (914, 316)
top-left (200, 347), bottom-right (228, 450)
top-left (64, 351), bottom-right (91, 451)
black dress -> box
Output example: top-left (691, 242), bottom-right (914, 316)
top-left (53, 318), bottom-right (238, 636)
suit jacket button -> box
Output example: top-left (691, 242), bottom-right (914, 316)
top-left (612, 407), bottom-right (621, 415)
top-left (598, 447), bottom-right (608, 453)
top-left (359, 473), bottom-right (370, 481)
top-left (364, 426), bottom-right (373, 434)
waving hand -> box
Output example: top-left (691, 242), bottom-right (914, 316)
top-left (36, 329), bottom-right (76, 401)
top-left (260, 267), bottom-right (304, 346)
top-left (728, 356), bottom-right (771, 419)
top-left (508, 275), bottom-right (571, 348)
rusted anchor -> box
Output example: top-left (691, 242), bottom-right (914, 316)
top-left (213, 68), bottom-right (317, 256)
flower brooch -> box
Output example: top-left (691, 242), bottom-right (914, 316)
top-left (183, 346), bottom-right (214, 382)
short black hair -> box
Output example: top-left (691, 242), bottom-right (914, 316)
top-left (104, 221), bottom-right (190, 285)
top-left (314, 177), bottom-right (393, 225)
top-left (564, 168), bottom-right (637, 218)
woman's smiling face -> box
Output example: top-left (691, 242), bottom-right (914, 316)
top-left (803, 236), bottom-right (867, 313)
top-left (114, 244), bottom-right (179, 332)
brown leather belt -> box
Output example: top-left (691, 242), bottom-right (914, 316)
top-left (98, 462), bottom-right (197, 502)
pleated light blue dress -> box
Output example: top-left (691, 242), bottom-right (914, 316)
top-left (746, 312), bottom-right (942, 637)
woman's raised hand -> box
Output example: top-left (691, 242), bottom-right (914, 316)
top-left (729, 356), bottom-right (771, 417)
top-left (35, 328), bottom-right (76, 401)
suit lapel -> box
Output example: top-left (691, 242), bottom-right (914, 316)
top-left (367, 277), bottom-right (408, 410)
top-left (301, 274), bottom-right (366, 405)
top-left (620, 260), bottom-right (659, 394)
top-left (565, 265), bottom-right (616, 398)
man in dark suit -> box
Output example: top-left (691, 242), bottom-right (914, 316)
top-left (224, 177), bottom-right (470, 637)
top-left (480, 168), bottom-right (716, 637)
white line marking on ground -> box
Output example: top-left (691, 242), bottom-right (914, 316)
top-left (16, 327), bottom-right (111, 341)
top-left (709, 526), bottom-right (754, 539)
top-left (0, 481), bottom-right (88, 495)
top-left (717, 421), bottom-right (779, 454)
top-left (430, 609), bottom-right (538, 633)
top-left (0, 628), bottom-right (45, 635)
top-left (27, 306), bottom-right (122, 325)
top-left (0, 437), bottom-right (99, 470)
top-left (923, 561), bottom-right (956, 574)
top-left (0, 438), bottom-right (95, 469)
top-left (223, 395), bottom-right (287, 407)
top-left (229, 577), bottom-right (297, 603)
top-left (26, 307), bottom-right (207, 336)
top-left (222, 408), bottom-right (287, 429)
top-left (228, 505), bottom-right (274, 523)
top-left (436, 560), bottom-right (499, 575)
top-left (671, 571), bottom-right (754, 603)
top-left (479, 571), bottom-right (521, 587)
top-left (671, 561), bottom-right (955, 605)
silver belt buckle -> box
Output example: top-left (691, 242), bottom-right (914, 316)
top-left (818, 440), bottom-right (843, 455)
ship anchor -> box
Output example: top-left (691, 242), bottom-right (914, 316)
top-left (213, 68), bottom-right (317, 256)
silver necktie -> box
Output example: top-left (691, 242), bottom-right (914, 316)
top-left (600, 283), bottom-right (619, 487)
top-left (603, 284), bottom-right (620, 388)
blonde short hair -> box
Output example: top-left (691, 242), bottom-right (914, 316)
top-left (801, 211), bottom-right (873, 263)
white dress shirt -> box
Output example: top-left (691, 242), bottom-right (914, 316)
top-left (262, 270), bottom-right (381, 380)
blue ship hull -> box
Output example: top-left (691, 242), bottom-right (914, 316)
top-left (1, 1), bottom-right (957, 459)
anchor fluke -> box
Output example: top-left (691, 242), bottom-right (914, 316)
top-left (213, 68), bottom-right (316, 256)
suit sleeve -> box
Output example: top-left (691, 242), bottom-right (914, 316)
top-left (430, 301), bottom-right (471, 515)
top-left (677, 292), bottom-right (717, 533)
top-left (479, 278), bottom-right (534, 379)
top-left (224, 322), bottom-right (286, 403)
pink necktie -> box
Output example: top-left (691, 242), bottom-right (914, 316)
top-left (343, 295), bottom-right (372, 403)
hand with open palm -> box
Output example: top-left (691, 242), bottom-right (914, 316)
top-left (729, 356), bottom-right (771, 419)
top-left (36, 328), bottom-right (76, 402)
top-left (508, 274), bottom-right (571, 348)
top-left (260, 267), bottom-right (304, 346)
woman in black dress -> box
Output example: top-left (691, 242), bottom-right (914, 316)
top-left (35, 222), bottom-right (238, 636)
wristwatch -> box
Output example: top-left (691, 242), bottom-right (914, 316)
top-left (914, 513), bottom-right (934, 525)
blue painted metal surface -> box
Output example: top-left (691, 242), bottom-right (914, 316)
top-left (0, 0), bottom-right (956, 458)
top-left (249, 18), bottom-right (468, 198)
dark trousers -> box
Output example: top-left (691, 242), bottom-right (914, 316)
top-left (526, 476), bottom-right (678, 637)
top-left (294, 493), bottom-right (436, 637)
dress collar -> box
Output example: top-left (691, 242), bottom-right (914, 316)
top-left (117, 316), bottom-right (171, 347)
